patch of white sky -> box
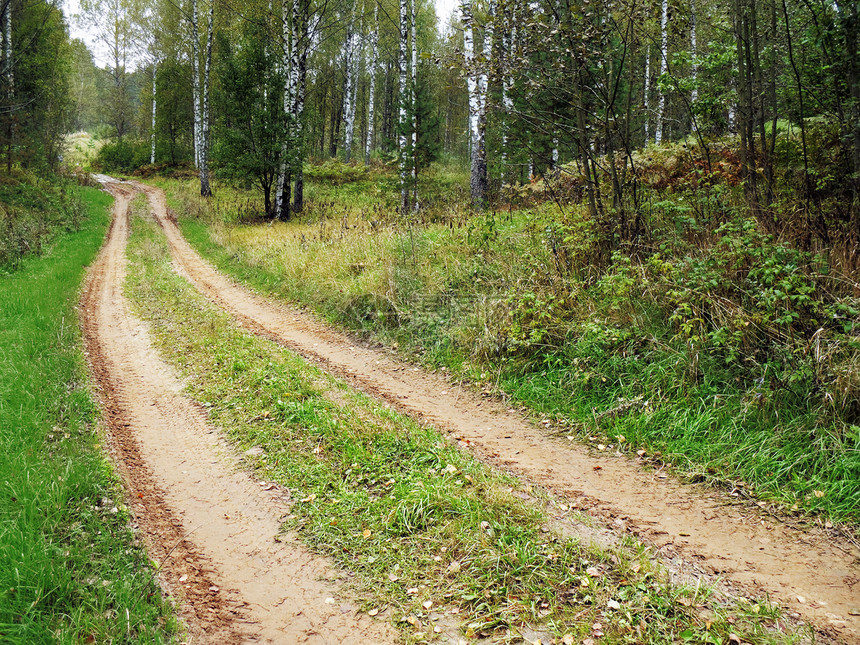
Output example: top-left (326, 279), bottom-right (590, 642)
top-left (60, 0), bottom-right (460, 70)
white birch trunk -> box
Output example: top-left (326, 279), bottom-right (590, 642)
top-left (365, 2), bottom-right (378, 165)
top-left (3, 0), bottom-right (12, 93)
top-left (462, 0), bottom-right (486, 206)
top-left (199, 1), bottom-right (213, 196)
top-left (292, 0), bottom-right (309, 213)
top-left (656, 0), bottom-right (668, 145)
top-left (399, 0), bottom-right (409, 213)
top-left (151, 64), bottom-right (157, 164)
top-left (690, 0), bottom-right (698, 105)
top-left (343, 2), bottom-right (359, 163)
top-left (191, 0), bottom-right (201, 169)
top-left (644, 44), bottom-right (651, 143)
top-left (275, 0), bottom-right (294, 219)
top-left (411, 0), bottom-right (418, 210)
top-left (501, 19), bottom-right (514, 174)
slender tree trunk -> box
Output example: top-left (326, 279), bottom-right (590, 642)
top-left (191, 0), bottom-right (201, 169)
top-left (365, 2), bottom-right (378, 165)
top-left (4, 0), bottom-right (13, 172)
top-left (342, 4), bottom-right (359, 163)
top-left (411, 0), bottom-right (418, 210)
top-left (151, 64), bottom-right (157, 165)
top-left (690, 0), bottom-right (698, 120)
top-left (292, 0), bottom-right (309, 213)
top-left (837, 0), bottom-right (860, 265)
top-left (643, 44), bottom-right (651, 143)
top-left (501, 18), bottom-right (514, 178)
top-left (275, 0), bottom-right (295, 219)
top-left (399, 0), bottom-right (409, 213)
top-left (199, 1), bottom-right (213, 197)
top-left (656, 0), bottom-right (668, 145)
top-left (462, 0), bottom-right (487, 207)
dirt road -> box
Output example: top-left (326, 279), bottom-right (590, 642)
top-left (81, 178), bottom-right (398, 644)
top-left (134, 181), bottom-right (859, 643)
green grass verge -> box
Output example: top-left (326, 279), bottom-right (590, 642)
top-left (163, 178), bottom-right (859, 525)
top-left (125, 197), bottom-right (802, 644)
top-left (0, 186), bottom-right (177, 643)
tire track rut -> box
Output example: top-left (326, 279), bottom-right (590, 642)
top-left (82, 178), bottom-right (398, 644)
top-left (137, 181), bottom-right (859, 643)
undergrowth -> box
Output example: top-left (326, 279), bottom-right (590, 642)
top-left (0, 170), bottom-right (89, 273)
top-left (125, 194), bottom-right (803, 644)
top-left (0, 186), bottom-right (176, 643)
top-left (161, 149), bottom-right (860, 524)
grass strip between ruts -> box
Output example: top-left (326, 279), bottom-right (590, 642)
top-left (0, 186), bottom-right (177, 644)
top-left (124, 197), bottom-right (804, 644)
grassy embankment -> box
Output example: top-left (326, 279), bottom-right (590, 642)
top-left (151, 147), bottom-right (860, 525)
top-left (0, 183), bottom-right (177, 642)
top-left (125, 192), bottom-right (802, 645)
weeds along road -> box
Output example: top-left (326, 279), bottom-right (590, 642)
top-left (81, 176), bottom-right (398, 645)
top-left (130, 180), bottom-right (860, 643)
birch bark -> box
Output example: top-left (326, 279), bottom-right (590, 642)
top-left (656, 0), bottom-right (668, 145)
top-left (399, 0), bottom-right (409, 213)
top-left (343, 2), bottom-right (359, 163)
top-left (293, 3), bottom-right (312, 213)
top-left (690, 0), bottom-right (698, 105)
top-left (275, 0), bottom-right (294, 219)
top-left (462, 0), bottom-right (486, 207)
top-left (411, 0), bottom-right (417, 210)
top-left (644, 44), bottom-right (650, 142)
top-left (191, 0), bottom-right (201, 169)
top-left (365, 2), bottom-right (378, 165)
top-left (3, 0), bottom-right (12, 172)
top-left (151, 64), bottom-right (156, 164)
top-left (199, 1), bottom-right (213, 197)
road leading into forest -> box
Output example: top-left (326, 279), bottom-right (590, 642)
top-left (135, 180), bottom-right (859, 643)
top-left (81, 177), bottom-right (398, 645)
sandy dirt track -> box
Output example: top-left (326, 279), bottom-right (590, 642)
top-left (136, 181), bottom-right (860, 643)
top-left (81, 178), bottom-right (398, 644)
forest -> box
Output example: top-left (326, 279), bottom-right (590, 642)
top-left (1, 0), bottom-right (859, 641)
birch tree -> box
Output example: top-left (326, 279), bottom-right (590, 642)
top-left (2, 0), bottom-right (12, 170)
top-left (399, 0), bottom-right (409, 213)
top-left (643, 44), bottom-right (651, 142)
top-left (690, 0), bottom-right (698, 105)
top-left (199, 0), bottom-right (214, 196)
top-left (274, 0), bottom-right (294, 219)
top-left (291, 3), bottom-right (310, 213)
top-left (150, 64), bottom-right (157, 163)
top-left (79, 0), bottom-right (138, 141)
top-left (190, 0), bottom-right (201, 167)
top-left (342, 2), bottom-right (359, 163)
top-left (656, 0), bottom-right (668, 145)
top-left (410, 0), bottom-right (417, 208)
top-left (364, 1), bottom-right (378, 165)
top-left (461, 0), bottom-right (487, 207)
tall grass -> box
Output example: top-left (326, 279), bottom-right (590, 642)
top-left (163, 157), bottom-right (860, 524)
top-left (0, 186), bottom-right (176, 643)
top-left (125, 198), bottom-right (800, 645)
